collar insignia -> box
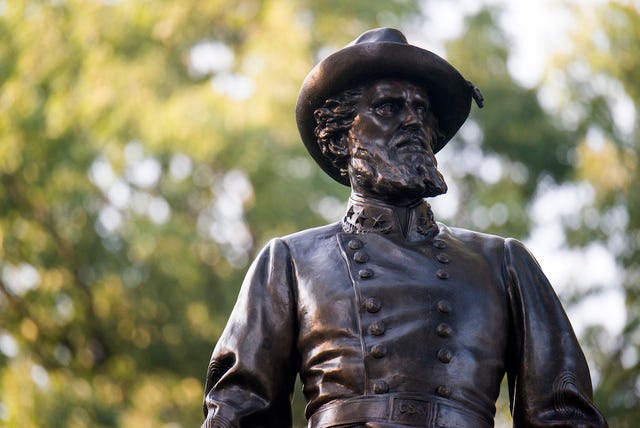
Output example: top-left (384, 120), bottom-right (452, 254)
top-left (342, 194), bottom-right (438, 241)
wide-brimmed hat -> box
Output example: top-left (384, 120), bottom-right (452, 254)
top-left (295, 27), bottom-right (482, 186)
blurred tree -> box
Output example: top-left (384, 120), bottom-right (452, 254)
top-left (438, 8), bottom-right (584, 238)
top-left (543, 2), bottom-right (639, 426)
top-left (0, 0), bottom-right (421, 426)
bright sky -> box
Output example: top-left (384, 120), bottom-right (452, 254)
top-left (419, 0), bottom-right (627, 340)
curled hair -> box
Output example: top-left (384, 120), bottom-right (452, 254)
top-left (313, 87), bottom-right (363, 175)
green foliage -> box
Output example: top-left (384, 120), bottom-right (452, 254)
top-left (0, 0), bottom-right (419, 426)
top-left (435, 8), bottom-right (582, 239)
top-left (547, 3), bottom-right (640, 425)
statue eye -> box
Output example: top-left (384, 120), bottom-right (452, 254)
top-left (374, 102), bottom-right (399, 117)
top-left (414, 103), bottom-right (428, 117)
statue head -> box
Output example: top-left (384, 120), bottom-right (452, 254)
top-left (296, 27), bottom-right (482, 201)
top-left (314, 78), bottom-right (447, 202)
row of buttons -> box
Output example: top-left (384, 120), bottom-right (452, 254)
top-left (346, 237), bottom-right (456, 398)
top-left (432, 238), bottom-right (454, 398)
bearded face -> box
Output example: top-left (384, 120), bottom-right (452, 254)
top-left (345, 79), bottom-right (447, 203)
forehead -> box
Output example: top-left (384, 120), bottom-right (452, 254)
top-left (362, 78), bottom-right (429, 99)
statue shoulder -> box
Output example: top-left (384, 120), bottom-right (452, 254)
top-left (437, 222), bottom-right (507, 249)
top-left (279, 222), bottom-right (343, 255)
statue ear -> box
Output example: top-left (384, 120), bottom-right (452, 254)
top-left (337, 133), bottom-right (351, 156)
top-left (326, 134), bottom-right (349, 175)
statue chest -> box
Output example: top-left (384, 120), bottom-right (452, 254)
top-left (295, 231), bottom-right (509, 395)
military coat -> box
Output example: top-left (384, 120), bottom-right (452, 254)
top-left (202, 196), bottom-right (607, 428)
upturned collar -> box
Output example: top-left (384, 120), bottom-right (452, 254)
top-left (342, 194), bottom-right (439, 241)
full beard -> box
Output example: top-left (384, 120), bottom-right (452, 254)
top-left (348, 144), bottom-right (448, 202)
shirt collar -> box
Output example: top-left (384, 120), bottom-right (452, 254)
top-left (342, 193), bottom-right (439, 241)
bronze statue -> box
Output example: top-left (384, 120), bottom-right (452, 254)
top-left (201, 28), bottom-right (608, 428)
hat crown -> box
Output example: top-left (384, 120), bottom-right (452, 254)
top-left (349, 27), bottom-right (408, 46)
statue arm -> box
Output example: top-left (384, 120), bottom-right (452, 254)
top-left (503, 238), bottom-right (608, 428)
top-left (202, 238), bottom-right (299, 428)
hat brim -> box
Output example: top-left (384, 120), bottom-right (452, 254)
top-left (296, 42), bottom-right (472, 186)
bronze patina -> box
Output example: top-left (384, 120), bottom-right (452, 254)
top-left (201, 28), bottom-right (608, 428)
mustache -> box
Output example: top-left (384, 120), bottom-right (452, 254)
top-left (392, 130), bottom-right (430, 150)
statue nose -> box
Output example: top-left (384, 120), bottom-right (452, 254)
top-left (401, 108), bottom-right (421, 129)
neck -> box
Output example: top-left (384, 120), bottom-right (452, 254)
top-left (350, 192), bottom-right (424, 208)
top-left (343, 193), bottom-right (438, 241)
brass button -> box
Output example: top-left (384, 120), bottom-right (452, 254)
top-left (433, 239), bottom-right (447, 249)
top-left (373, 380), bottom-right (389, 394)
top-left (436, 269), bottom-right (449, 280)
top-left (436, 323), bottom-right (452, 338)
top-left (348, 239), bottom-right (363, 250)
top-left (364, 297), bottom-right (381, 313)
top-left (437, 348), bottom-right (452, 363)
top-left (353, 251), bottom-right (368, 263)
top-left (437, 300), bottom-right (452, 314)
top-left (359, 268), bottom-right (373, 279)
top-left (436, 253), bottom-right (450, 264)
top-left (368, 321), bottom-right (386, 336)
top-left (436, 385), bottom-right (451, 398)
top-left (371, 344), bottom-right (387, 358)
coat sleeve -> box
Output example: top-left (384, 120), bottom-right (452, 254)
top-left (503, 238), bottom-right (608, 427)
top-left (202, 238), bottom-right (299, 428)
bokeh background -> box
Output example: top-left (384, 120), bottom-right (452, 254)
top-left (1, 0), bottom-right (638, 426)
